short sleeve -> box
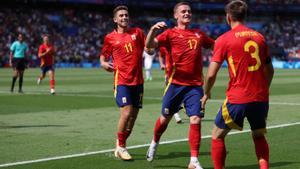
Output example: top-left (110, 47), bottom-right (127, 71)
top-left (10, 42), bottom-right (16, 51)
top-left (137, 28), bottom-right (146, 48)
top-left (156, 30), bottom-right (169, 47)
top-left (211, 36), bottom-right (226, 63)
top-left (101, 35), bottom-right (112, 59)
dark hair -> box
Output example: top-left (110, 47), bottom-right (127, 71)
top-left (113, 5), bottom-right (128, 17)
top-left (173, 2), bottom-right (190, 14)
top-left (225, 0), bottom-right (248, 21)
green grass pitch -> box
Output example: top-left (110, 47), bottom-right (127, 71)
top-left (0, 68), bottom-right (299, 169)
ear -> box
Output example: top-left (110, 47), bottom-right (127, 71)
top-left (174, 13), bottom-right (178, 20)
top-left (113, 16), bottom-right (117, 23)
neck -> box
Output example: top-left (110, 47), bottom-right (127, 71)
top-left (116, 26), bottom-right (127, 33)
top-left (177, 23), bottom-right (189, 30)
top-left (230, 21), bottom-right (243, 29)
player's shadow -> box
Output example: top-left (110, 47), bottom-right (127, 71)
top-left (132, 151), bottom-right (210, 161)
top-left (0, 124), bottom-right (68, 129)
top-left (204, 161), bottom-right (298, 169)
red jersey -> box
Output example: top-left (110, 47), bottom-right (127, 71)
top-left (157, 27), bottom-right (214, 86)
top-left (159, 46), bottom-right (173, 79)
top-left (38, 44), bottom-right (54, 66)
top-left (101, 28), bottom-right (145, 85)
top-left (211, 24), bottom-right (270, 103)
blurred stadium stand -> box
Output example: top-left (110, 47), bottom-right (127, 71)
top-left (1, 0), bottom-right (299, 68)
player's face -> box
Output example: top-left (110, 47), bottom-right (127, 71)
top-left (43, 36), bottom-right (49, 44)
top-left (114, 10), bottom-right (129, 28)
top-left (18, 34), bottom-right (23, 42)
top-left (174, 5), bottom-right (192, 25)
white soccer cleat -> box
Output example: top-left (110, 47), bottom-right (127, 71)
top-left (114, 146), bottom-right (132, 161)
top-left (50, 88), bottom-right (55, 95)
top-left (188, 160), bottom-right (204, 169)
top-left (146, 140), bottom-right (159, 162)
top-left (174, 113), bottom-right (183, 124)
top-left (37, 78), bottom-right (41, 85)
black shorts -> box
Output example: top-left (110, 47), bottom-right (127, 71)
top-left (12, 58), bottom-right (26, 71)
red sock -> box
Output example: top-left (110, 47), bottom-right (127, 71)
top-left (117, 132), bottom-right (126, 147)
top-left (253, 136), bottom-right (269, 169)
top-left (124, 130), bottom-right (132, 140)
top-left (50, 79), bottom-right (55, 89)
top-left (153, 118), bottom-right (168, 143)
top-left (211, 138), bottom-right (226, 169)
top-left (189, 124), bottom-right (201, 157)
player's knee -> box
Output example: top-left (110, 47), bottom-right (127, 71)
top-left (251, 129), bottom-right (266, 139)
top-left (212, 126), bottom-right (228, 139)
top-left (189, 115), bottom-right (201, 124)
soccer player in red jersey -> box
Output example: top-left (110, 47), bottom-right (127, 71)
top-left (99, 5), bottom-right (145, 161)
top-left (145, 2), bottom-right (214, 169)
top-left (201, 1), bottom-right (274, 169)
top-left (37, 34), bottom-right (56, 94)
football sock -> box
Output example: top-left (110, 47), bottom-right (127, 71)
top-left (153, 118), bottom-right (168, 143)
top-left (50, 79), bottom-right (55, 89)
top-left (253, 136), bottom-right (269, 169)
top-left (212, 138), bottom-right (226, 169)
top-left (124, 130), bottom-right (132, 140)
top-left (117, 132), bottom-right (126, 147)
top-left (11, 76), bottom-right (17, 92)
top-left (189, 124), bottom-right (201, 157)
top-left (19, 75), bottom-right (23, 91)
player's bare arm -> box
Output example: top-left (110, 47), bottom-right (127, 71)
top-left (201, 61), bottom-right (222, 109)
top-left (100, 55), bottom-right (114, 72)
top-left (9, 51), bottom-right (13, 66)
top-left (145, 21), bottom-right (167, 49)
top-left (158, 53), bottom-right (165, 70)
top-left (264, 60), bottom-right (274, 88)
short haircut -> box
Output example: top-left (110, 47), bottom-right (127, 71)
top-left (173, 2), bottom-right (190, 14)
top-left (113, 5), bottom-right (128, 17)
top-left (225, 0), bottom-right (248, 21)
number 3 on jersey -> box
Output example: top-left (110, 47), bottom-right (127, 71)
top-left (244, 40), bottom-right (261, 72)
top-left (124, 43), bottom-right (133, 53)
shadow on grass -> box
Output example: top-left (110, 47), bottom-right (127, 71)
top-left (0, 124), bottom-right (68, 129)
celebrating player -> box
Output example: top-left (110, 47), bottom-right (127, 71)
top-left (145, 2), bottom-right (214, 169)
top-left (100, 5), bottom-right (145, 161)
top-left (158, 46), bottom-right (183, 124)
top-left (9, 33), bottom-right (29, 93)
top-left (37, 34), bottom-right (56, 95)
top-left (201, 1), bottom-right (274, 169)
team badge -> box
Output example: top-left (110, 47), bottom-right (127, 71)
top-left (115, 41), bottom-right (120, 44)
top-left (164, 108), bottom-right (169, 115)
top-left (122, 97), bottom-right (127, 104)
top-left (131, 34), bottom-right (136, 40)
top-left (195, 33), bottom-right (201, 38)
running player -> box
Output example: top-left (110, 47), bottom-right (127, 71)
top-left (37, 34), bottom-right (56, 94)
top-left (145, 2), bottom-right (214, 169)
top-left (99, 5), bottom-right (145, 161)
top-left (201, 1), bottom-right (274, 169)
top-left (9, 33), bottom-right (29, 93)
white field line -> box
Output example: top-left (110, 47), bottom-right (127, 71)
top-left (0, 121), bottom-right (300, 168)
top-left (0, 90), bottom-right (300, 106)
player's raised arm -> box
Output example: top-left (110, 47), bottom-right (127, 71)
top-left (100, 54), bottom-right (114, 72)
top-left (145, 21), bottom-right (167, 49)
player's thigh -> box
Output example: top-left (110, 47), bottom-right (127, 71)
top-left (115, 85), bottom-right (133, 107)
top-left (183, 86), bottom-right (204, 118)
top-left (215, 99), bottom-right (247, 131)
top-left (130, 84), bottom-right (144, 108)
top-left (246, 102), bottom-right (269, 131)
top-left (161, 84), bottom-right (184, 116)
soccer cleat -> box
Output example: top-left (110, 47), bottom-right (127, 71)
top-left (18, 89), bottom-right (24, 94)
top-left (50, 88), bottom-right (55, 95)
top-left (174, 113), bottom-right (183, 124)
top-left (188, 160), bottom-right (204, 169)
top-left (37, 78), bottom-right (41, 85)
top-left (146, 140), bottom-right (159, 162)
top-left (114, 146), bottom-right (132, 161)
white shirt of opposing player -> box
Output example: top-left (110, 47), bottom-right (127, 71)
top-left (143, 50), bottom-right (156, 70)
